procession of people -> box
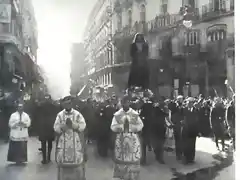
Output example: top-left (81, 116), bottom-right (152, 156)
top-left (2, 87), bottom-right (234, 180)
top-left (1, 33), bottom-right (235, 180)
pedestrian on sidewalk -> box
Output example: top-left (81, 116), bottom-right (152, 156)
top-left (54, 96), bottom-right (86, 180)
top-left (7, 101), bottom-right (31, 164)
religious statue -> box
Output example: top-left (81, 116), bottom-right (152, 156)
top-left (128, 33), bottom-right (149, 90)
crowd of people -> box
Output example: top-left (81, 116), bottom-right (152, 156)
top-left (0, 32), bottom-right (234, 180)
top-left (3, 85), bottom-right (235, 180)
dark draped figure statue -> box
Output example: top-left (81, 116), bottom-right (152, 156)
top-left (128, 33), bottom-right (149, 90)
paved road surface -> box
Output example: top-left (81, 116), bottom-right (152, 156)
top-left (0, 137), bottom-right (230, 180)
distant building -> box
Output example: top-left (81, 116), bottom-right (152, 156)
top-left (83, 0), bottom-right (234, 97)
top-left (70, 43), bottom-right (85, 95)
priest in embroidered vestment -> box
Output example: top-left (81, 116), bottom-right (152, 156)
top-left (54, 96), bottom-right (86, 180)
top-left (111, 95), bottom-right (144, 180)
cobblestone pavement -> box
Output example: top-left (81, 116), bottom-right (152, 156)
top-left (0, 137), bottom-right (232, 180)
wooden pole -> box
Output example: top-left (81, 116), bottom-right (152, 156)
top-left (205, 60), bottom-right (209, 97)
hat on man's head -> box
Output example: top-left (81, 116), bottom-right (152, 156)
top-left (186, 97), bottom-right (194, 102)
top-left (177, 95), bottom-right (183, 100)
top-left (15, 99), bottom-right (24, 107)
top-left (62, 95), bottom-right (72, 102)
top-left (121, 94), bottom-right (131, 102)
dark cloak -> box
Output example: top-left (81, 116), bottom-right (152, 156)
top-left (128, 33), bottom-right (150, 89)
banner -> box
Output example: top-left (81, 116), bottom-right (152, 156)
top-left (0, 4), bottom-right (11, 23)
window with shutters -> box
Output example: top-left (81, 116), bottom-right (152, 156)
top-left (219, 0), bottom-right (226, 10)
top-left (188, 0), bottom-right (196, 8)
top-left (11, 20), bottom-right (16, 35)
top-left (160, 0), bottom-right (168, 14)
top-left (209, 0), bottom-right (214, 11)
top-left (159, 40), bottom-right (163, 50)
top-left (184, 31), bottom-right (199, 46)
top-left (140, 4), bottom-right (146, 22)
top-left (128, 9), bottom-right (132, 26)
top-left (184, 32), bottom-right (188, 45)
top-left (207, 30), bottom-right (226, 42)
top-left (230, 0), bottom-right (234, 10)
top-left (183, 0), bottom-right (196, 8)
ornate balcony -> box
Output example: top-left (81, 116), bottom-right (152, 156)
top-left (112, 21), bottom-right (143, 41)
top-left (201, 0), bottom-right (233, 21)
top-left (179, 6), bottom-right (200, 21)
top-left (147, 14), bottom-right (182, 34)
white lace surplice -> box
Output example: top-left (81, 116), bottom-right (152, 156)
top-left (111, 108), bottom-right (143, 180)
top-left (54, 109), bottom-right (86, 180)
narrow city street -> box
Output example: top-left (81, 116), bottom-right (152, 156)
top-left (0, 137), bottom-right (233, 180)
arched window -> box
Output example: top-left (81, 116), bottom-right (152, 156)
top-left (140, 4), bottom-right (146, 22)
top-left (109, 73), bottom-right (112, 84)
top-left (186, 31), bottom-right (200, 46)
top-left (128, 9), bottom-right (132, 26)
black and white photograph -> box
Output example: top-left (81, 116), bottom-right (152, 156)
top-left (0, 0), bottom-right (236, 180)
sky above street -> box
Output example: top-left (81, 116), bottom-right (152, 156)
top-left (32, 0), bottom-right (97, 99)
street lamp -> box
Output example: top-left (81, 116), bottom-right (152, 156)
top-left (182, 5), bottom-right (194, 97)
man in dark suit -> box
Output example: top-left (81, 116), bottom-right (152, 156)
top-left (37, 95), bottom-right (58, 164)
top-left (169, 96), bottom-right (184, 161)
top-left (182, 97), bottom-right (201, 164)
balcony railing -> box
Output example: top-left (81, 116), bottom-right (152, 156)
top-left (113, 21), bottom-right (147, 40)
top-left (147, 14), bottom-right (182, 33)
top-left (201, 0), bottom-right (232, 20)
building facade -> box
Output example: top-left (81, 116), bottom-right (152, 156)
top-left (70, 43), bottom-right (85, 95)
top-left (21, 0), bottom-right (38, 63)
top-left (0, 0), bottom-right (38, 100)
top-left (84, 0), bottom-right (234, 97)
top-left (83, 0), bottom-right (113, 86)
